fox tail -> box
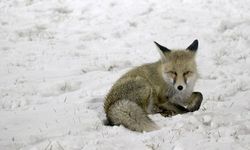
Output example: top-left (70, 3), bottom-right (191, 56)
top-left (106, 99), bottom-right (159, 132)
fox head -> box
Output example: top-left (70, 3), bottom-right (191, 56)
top-left (154, 40), bottom-right (199, 92)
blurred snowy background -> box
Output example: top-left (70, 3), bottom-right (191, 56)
top-left (0, 0), bottom-right (250, 149)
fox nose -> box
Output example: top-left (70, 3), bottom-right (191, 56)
top-left (177, 85), bottom-right (183, 91)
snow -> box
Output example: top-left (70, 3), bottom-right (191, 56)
top-left (0, 0), bottom-right (250, 149)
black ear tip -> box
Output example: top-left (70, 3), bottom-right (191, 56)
top-left (194, 39), bottom-right (199, 45)
top-left (154, 41), bottom-right (159, 46)
top-left (154, 41), bottom-right (171, 53)
top-left (191, 39), bottom-right (198, 47)
top-left (187, 39), bottom-right (199, 51)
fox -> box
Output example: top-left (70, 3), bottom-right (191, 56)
top-left (104, 39), bottom-right (203, 132)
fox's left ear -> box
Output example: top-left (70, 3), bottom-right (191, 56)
top-left (186, 39), bottom-right (198, 52)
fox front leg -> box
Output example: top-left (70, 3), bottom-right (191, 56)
top-left (186, 92), bottom-right (203, 112)
top-left (158, 101), bottom-right (189, 117)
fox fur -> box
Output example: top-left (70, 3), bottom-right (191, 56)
top-left (104, 39), bottom-right (203, 132)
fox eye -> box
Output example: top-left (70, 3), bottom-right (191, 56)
top-left (167, 71), bottom-right (177, 76)
top-left (184, 71), bottom-right (192, 76)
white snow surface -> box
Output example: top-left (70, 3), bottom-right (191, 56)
top-left (1, 0), bottom-right (250, 149)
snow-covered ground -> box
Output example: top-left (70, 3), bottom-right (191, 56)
top-left (1, 0), bottom-right (250, 149)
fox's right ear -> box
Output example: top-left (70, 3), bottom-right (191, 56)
top-left (154, 41), bottom-right (171, 53)
top-left (154, 41), bottom-right (170, 62)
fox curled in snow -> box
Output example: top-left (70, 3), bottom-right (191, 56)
top-left (104, 39), bottom-right (203, 132)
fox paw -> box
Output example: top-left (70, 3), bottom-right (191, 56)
top-left (187, 92), bottom-right (203, 112)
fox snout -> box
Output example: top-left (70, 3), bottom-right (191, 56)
top-left (174, 74), bottom-right (187, 91)
top-left (174, 80), bottom-right (186, 91)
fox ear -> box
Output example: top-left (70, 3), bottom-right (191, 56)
top-left (154, 41), bottom-right (170, 62)
top-left (154, 41), bottom-right (171, 53)
top-left (186, 39), bottom-right (198, 52)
